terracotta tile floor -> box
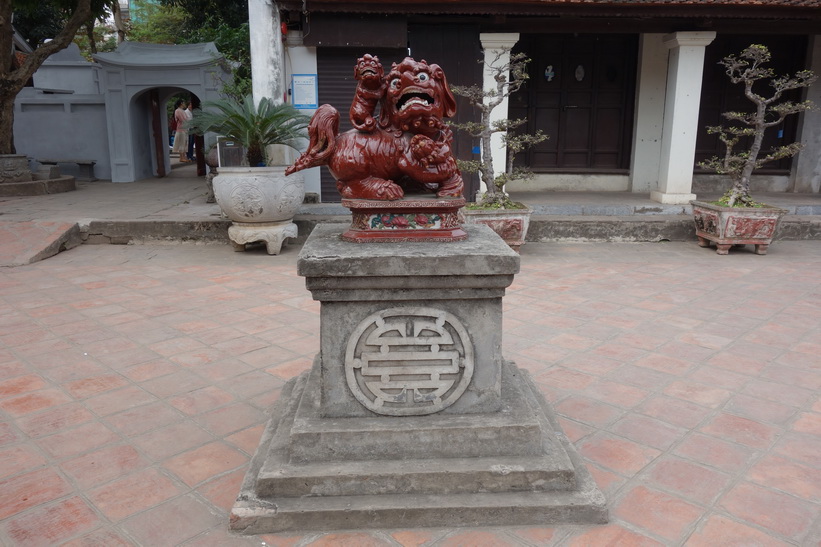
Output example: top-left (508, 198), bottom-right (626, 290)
top-left (0, 240), bottom-right (819, 546)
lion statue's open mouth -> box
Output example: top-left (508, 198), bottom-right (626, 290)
top-left (398, 90), bottom-right (435, 112)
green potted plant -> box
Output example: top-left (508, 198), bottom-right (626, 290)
top-left (190, 94), bottom-right (310, 254)
top-left (451, 49), bottom-right (547, 251)
top-left (693, 44), bottom-right (815, 255)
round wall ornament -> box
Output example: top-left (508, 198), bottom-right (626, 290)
top-left (344, 307), bottom-right (474, 416)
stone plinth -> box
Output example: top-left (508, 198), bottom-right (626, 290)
top-left (230, 223), bottom-right (607, 533)
top-left (298, 224), bottom-right (517, 417)
top-left (228, 220), bottom-right (297, 255)
top-left (0, 155), bottom-right (32, 183)
top-left (341, 196), bottom-right (467, 243)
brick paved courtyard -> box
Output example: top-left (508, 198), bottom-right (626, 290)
top-left (0, 240), bottom-right (819, 546)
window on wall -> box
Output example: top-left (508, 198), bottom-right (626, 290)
top-left (694, 35), bottom-right (809, 173)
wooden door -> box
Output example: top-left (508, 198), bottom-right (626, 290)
top-left (509, 34), bottom-right (637, 172)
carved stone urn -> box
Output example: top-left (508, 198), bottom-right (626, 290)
top-left (691, 200), bottom-right (788, 255)
top-left (212, 166), bottom-right (304, 255)
top-left (0, 154), bottom-right (33, 183)
top-left (461, 205), bottom-right (533, 252)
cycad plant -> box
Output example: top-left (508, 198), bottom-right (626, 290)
top-left (190, 94), bottom-right (309, 167)
top-left (699, 44), bottom-right (815, 207)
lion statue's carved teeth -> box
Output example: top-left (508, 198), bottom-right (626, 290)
top-left (399, 95), bottom-right (433, 112)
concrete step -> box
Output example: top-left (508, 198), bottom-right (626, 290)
top-left (0, 221), bottom-right (83, 267)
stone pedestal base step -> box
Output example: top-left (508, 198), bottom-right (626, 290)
top-left (230, 361), bottom-right (607, 533)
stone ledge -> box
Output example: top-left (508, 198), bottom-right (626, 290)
top-left (297, 224), bottom-right (520, 278)
top-left (83, 219), bottom-right (230, 244)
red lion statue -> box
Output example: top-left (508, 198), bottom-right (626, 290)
top-left (285, 55), bottom-right (464, 200)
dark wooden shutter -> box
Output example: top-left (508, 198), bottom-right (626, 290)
top-left (408, 24), bottom-right (483, 201)
top-left (316, 47), bottom-right (407, 202)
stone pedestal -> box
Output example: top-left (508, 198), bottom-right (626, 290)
top-left (228, 220), bottom-right (298, 255)
top-left (0, 154), bottom-right (33, 183)
top-left (230, 224), bottom-right (607, 533)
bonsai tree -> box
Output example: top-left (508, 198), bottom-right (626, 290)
top-left (451, 49), bottom-right (547, 209)
top-left (699, 44), bottom-right (816, 207)
top-left (190, 94), bottom-right (309, 167)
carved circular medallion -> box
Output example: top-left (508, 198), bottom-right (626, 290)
top-left (275, 180), bottom-right (303, 215)
top-left (230, 183), bottom-right (265, 219)
top-left (344, 307), bottom-right (474, 416)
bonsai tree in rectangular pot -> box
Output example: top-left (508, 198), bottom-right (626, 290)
top-left (451, 49), bottom-right (547, 251)
top-left (693, 44), bottom-right (815, 255)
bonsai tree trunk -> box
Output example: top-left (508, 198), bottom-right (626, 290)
top-left (478, 115), bottom-right (495, 196)
top-left (0, 0), bottom-right (93, 154)
top-left (731, 102), bottom-right (766, 207)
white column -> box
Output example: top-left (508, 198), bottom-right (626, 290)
top-left (651, 31), bottom-right (716, 204)
top-left (790, 35), bottom-right (821, 193)
top-left (479, 33), bottom-right (520, 194)
top-left (629, 34), bottom-right (667, 193)
top-left (285, 30), bottom-right (322, 197)
top-left (248, 0), bottom-right (284, 106)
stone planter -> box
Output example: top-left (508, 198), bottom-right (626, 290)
top-left (461, 205), bottom-right (532, 251)
top-left (213, 166), bottom-right (304, 254)
top-left (691, 200), bottom-right (788, 255)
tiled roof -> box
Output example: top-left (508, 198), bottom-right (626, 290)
top-left (287, 0), bottom-right (821, 10)
top-left (513, 0), bottom-right (820, 4)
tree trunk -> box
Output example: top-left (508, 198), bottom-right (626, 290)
top-left (85, 22), bottom-right (98, 55)
top-left (731, 101), bottom-right (767, 206)
top-left (0, 92), bottom-right (16, 154)
top-left (112, 1), bottom-right (126, 44)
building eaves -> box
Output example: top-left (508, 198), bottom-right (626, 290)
top-left (281, 0), bottom-right (821, 18)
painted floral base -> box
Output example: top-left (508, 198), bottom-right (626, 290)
top-left (461, 206), bottom-right (532, 251)
top-left (691, 200), bottom-right (787, 255)
top-left (341, 196), bottom-right (467, 242)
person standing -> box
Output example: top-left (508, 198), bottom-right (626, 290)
top-left (185, 102), bottom-right (195, 161)
top-left (171, 99), bottom-right (189, 162)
